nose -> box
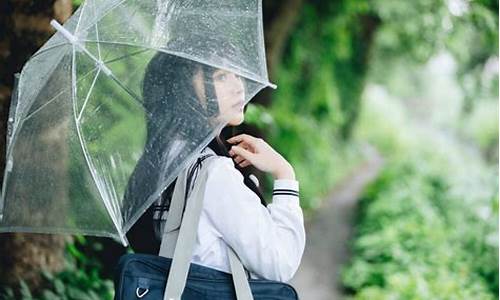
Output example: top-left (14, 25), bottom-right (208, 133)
top-left (230, 74), bottom-right (244, 94)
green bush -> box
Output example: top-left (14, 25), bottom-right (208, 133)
top-left (1, 236), bottom-right (114, 300)
top-left (341, 154), bottom-right (498, 299)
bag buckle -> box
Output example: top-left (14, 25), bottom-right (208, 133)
top-left (136, 287), bottom-right (149, 298)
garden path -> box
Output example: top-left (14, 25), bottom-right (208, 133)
top-left (289, 143), bottom-right (384, 300)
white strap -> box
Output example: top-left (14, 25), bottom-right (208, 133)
top-left (228, 245), bottom-right (254, 300)
top-left (162, 164), bottom-right (210, 300)
top-left (158, 165), bottom-right (188, 258)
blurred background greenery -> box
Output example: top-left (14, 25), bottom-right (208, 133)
top-left (0, 0), bottom-right (497, 299)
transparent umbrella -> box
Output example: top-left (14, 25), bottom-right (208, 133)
top-left (0, 0), bottom-right (275, 245)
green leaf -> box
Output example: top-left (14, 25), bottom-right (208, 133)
top-left (19, 280), bottom-right (33, 300)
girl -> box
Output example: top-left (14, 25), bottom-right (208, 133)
top-left (125, 45), bottom-right (305, 283)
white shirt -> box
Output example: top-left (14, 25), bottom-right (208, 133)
top-left (189, 147), bottom-right (306, 282)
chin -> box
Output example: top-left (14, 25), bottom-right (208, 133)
top-left (228, 116), bottom-right (244, 126)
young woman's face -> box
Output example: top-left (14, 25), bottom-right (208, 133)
top-left (193, 68), bottom-right (246, 126)
top-left (213, 69), bottom-right (246, 126)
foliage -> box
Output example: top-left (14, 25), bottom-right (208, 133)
top-left (343, 83), bottom-right (499, 299)
top-left (458, 99), bottom-right (499, 163)
top-left (248, 0), bottom-right (376, 209)
top-left (341, 156), bottom-right (498, 299)
top-left (271, 0), bottom-right (373, 138)
top-left (369, 0), bottom-right (498, 114)
top-left (246, 100), bottom-right (364, 211)
top-left (257, 0), bottom-right (497, 211)
top-left (0, 236), bottom-right (114, 300)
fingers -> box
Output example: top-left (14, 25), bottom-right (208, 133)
top-left (239, 160), bottom-right (251, 168)
top-left (229, 149), bottom-right (251, 168)
top-left (234, 157), bottom-right (250, 168)
top-left (226, 134), bottom-right (259, 144)
top-left (233, 155), bottom-right (245, 164)
top-left (227, 134), bottom-right (264, 169)
top-left (230, 145), bottom-right (254, 162)
top-left (234, 156), bottom-right (251, 168)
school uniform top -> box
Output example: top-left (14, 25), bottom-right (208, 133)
top-left (126, 146), bottom-right (306, 282)
top-left (184, 146), bottom-right (306, 282)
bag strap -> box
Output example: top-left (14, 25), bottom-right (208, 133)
top-left (157, 164), bottom-right (188, 258)
top-left (227, 245), bottom-right (254, 299)
top-left (158, 154), bottom-right (212, 257)
top-left (159, 154), bottom-right (254, 300)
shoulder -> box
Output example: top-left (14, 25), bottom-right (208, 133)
top-left (198, 147), bottom-right (244, 183)
top-left (205, 155), bottom-right (239, 179)
top-left (198, 155), bottom-right (253, 197)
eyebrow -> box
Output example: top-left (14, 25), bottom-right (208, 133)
top-left (213, 70), bottom-right (229, 75)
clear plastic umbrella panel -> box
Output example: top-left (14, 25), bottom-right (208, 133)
top-left (0, 0), bottom-right (275, 245)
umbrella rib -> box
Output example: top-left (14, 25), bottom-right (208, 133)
top-left (79, 40), bottom-right (277, 89)
top-left (156, 48), bottom-right (278, 89)
top-left (100, 158), bottom-right (122, 230)
top-left (101, 5), bottom-right (144, 62)
top-left (79, 0), bottom-right (129, 34)
top-left (52, 21), bottom-right (144, 110)
top-left (178, 10), bottom-right (256, 18)
top-left (74, 41), bottom-right (150, 65)
top-left (75, 0), bottom-right (87, 33)
top-left (77, 68), bottom-right (101, 122)
top-left (91, 0), bottom-right (102, 60)
top-left (102, 48), bottom-right (150, 64)
top-left (106, 72), bottom-right (144, 109)
top-left (21, 67), bottom-right (99, 123)
top-left (22, 90), bottom-right (68, 123)
top-left (71, 45), bottom-right (127, 246)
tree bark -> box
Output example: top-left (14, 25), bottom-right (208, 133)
top-left (263, 0), bottom-right (305, 79)
top-left (252, 0), bottom-right (305, 109)
top-left (0, 0), bottom-right (72, 291)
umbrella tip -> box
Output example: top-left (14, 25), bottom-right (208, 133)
top-left (119, 233), bottom-right (129, 247)
top-left (49, 19), bottom-right (60, 27)
top-left (50, 19), bottom-right (78, 44)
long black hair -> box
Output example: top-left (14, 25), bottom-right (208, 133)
top-left (125, 49), bottom-right (266, 253)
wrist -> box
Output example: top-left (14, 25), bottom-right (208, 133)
top-left (273, 163), bottom-right (295, 180)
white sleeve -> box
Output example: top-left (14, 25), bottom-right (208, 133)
top-left (202, 156), bottom-right (306, 282)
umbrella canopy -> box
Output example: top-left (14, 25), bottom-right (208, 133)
top-left (0, 0), bottom-right (275, 245)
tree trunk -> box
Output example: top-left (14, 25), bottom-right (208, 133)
top-left (252, 0), bottom-right (305, 109)
top-left (337, 13), bottom-right (380, 140)
top-left (0, 0), bottom-right (72, 291)
top-left (263, 0), bottom-right (305, 80)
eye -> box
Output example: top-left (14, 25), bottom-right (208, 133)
top-left (215, 73), bottom-right (227, 81)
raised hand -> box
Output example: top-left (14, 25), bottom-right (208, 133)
top-left (227, 134), bottom-right (295, 180)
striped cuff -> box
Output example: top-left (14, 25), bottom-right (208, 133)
top-left (273, 189), bottom-right (299, 197)
top-left (272, 179), bottom-right (300, 206)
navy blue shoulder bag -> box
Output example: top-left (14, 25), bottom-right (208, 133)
top-left (114, 154), bottom-right (299, 300)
